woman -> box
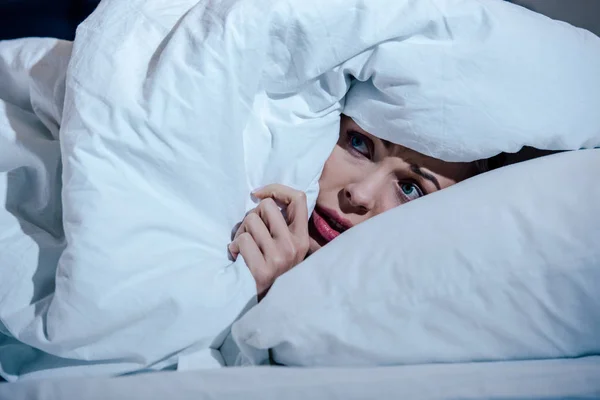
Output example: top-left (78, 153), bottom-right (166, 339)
top-left (229, 115), bottom-right (486, 297)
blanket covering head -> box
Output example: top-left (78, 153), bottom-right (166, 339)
top-left (0, 0), bottom-right (599, 380)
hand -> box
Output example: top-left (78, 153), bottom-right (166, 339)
top-left (229, 184), bottom-right (310, 299)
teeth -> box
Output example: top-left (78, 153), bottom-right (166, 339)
top-left (326, 216), bottom-right (344, 232)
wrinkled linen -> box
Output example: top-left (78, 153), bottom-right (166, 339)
top-left (1, 0), bottom-right (599, 380)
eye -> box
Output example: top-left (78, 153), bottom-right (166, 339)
top-left (398, 182), bottom-right (423, 202)
top-left (347, 131), bottom-right (371, 158)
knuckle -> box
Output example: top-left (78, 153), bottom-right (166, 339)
top-left (297, 237), bottom-right (310, 254)
top-left (244, 212), bottom-right (260, 224)
top-left (278, 239), bottom-right (298, 261)
top-left (238, 232), bottom-right (252, 243)
top-left (260, 197), bottom-right (277, 209)
top-left (283, 243), bottom-right (298, 260)
top-left (270, 254), bottom-right (286, 269)
top-left (289, 248), bottom-right (299, 260)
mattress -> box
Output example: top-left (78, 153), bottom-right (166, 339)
top-left (1, 356), bottom-right (599, 400)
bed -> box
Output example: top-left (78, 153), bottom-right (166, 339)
top-left (2, 357), bottom-right (600, 400)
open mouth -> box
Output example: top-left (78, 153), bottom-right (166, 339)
top-left (309, 206), bottom-right (351, 245)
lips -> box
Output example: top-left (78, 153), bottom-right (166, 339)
top-left (309, 206), bottom-right (352, 245)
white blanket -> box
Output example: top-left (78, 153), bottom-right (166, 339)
top-left (1, 0), bottom-right (599, 381)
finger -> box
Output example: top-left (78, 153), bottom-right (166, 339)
top-left (228, 232), bottom-right (264, 268)
top-left (239, 212), bottom-right (277, 254)
top-left (253, 184), bottom-right (309, 236)
top-left (255, 198), bottom-right (289, 239)
top-left (233, 206), bottom-right (263, 241)
top-left (237, 198), bottom-right (290, 239)
top-left (229, 233), bottom-right (272, 295)
top-left (232, 220), bottom-right (244, 241)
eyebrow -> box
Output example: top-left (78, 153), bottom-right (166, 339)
top-left (410, 164), bottom-right (441, 190)
top-left (378, 138), bottom-right (442, 190)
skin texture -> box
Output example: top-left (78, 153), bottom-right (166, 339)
top-left (229, 115), bottom-right (477, 298)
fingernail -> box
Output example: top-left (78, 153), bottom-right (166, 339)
top-left (227, 245), bottom-right (237, 261)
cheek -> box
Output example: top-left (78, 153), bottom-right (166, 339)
top-left (376, 193), bottom-right (403, 215)
top-left (318, 147), bottom-right (349, 192)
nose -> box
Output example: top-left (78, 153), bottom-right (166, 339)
top-left (343, 186), bottom-right (372, 214)
top-left (342, 175), bottom-right (383, 214)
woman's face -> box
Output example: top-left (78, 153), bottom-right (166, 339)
top-left (309, 116), bottom-right (476, 254)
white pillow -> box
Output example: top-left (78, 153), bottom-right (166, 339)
top-left (231, 149), bottom-right (600, 366)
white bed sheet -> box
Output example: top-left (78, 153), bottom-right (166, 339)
top-left (1, 357), bottom-right (599, 400)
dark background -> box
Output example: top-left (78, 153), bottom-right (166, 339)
top-left (0, 0), bottom-right (100, 40)
top-left (0, 1), bottom-right (598, 42)
top-left (511, 0), bottom-right (600, 36)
